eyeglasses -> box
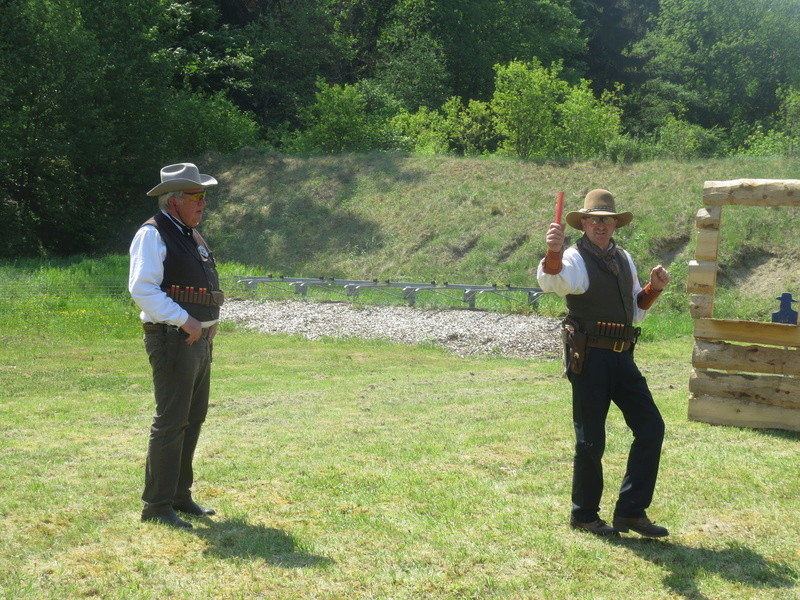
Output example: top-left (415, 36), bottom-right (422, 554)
top-left (180, 190), bottom-right (206, 202)
top-left (582, 215), bottom-right (617, 225)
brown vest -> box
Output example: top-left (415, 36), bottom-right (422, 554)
top-left (143, 212), bottom-right (221, 322)
top-left (566, 243), bottom-right (634, 332)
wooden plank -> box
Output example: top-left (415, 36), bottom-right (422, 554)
top-left (692, 339), bottom-right (800, 376)
top-left (689, 369), bottom-right (800, 409)
top-left (688, 394), bottom-right (800, 432)
top-left (703, 179), bottom-right (800, 207)
top-left (694, 229), bottom-right (721, 260)
top-left (689, 294), bottom-right (714, 319)
top-left (686, 260), bottom-right (718, 294)
top-left (695, 206), bottom-right (722, 230)
top-left (694, 318), bottom-right (800, 347)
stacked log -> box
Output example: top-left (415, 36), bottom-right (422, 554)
top-left (688, 179), bottom-right (800, 432)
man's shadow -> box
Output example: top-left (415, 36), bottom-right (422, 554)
top-left (609, 537), bottom-right (797, 599)
top-left (191, 517), bottom-right (334, 568)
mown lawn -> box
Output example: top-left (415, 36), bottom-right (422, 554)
top-left (1, 321), bottom-right (797, 600)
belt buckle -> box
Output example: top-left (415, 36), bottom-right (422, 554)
top-left (612, 340), bottom-right (626, 352)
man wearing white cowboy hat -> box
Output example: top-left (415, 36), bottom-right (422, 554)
top-left (129, 162), bottom-right (223, 529)
top-left (537, 189), bottom-right (671, 538)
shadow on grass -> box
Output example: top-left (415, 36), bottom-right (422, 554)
top-left (757, 428), bottom-right (800, 442)
top-left (193, 517), bottom-right (334, 568)
top-left (199, 152), bottom-right (427, 274)
top-left (609, 537), bottom-right (797, 599)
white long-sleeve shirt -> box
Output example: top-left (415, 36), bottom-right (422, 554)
top-left (128, 212), bottom-right (217, 327)
top-left (536, 246), bottom-right (649, 324)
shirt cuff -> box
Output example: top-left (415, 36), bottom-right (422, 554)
top-left (637, 282), bottom-right (662, 310)
top-left (542, 248), bottom-right (563, 274)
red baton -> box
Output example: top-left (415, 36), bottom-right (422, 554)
top-left (555, 191), bottom-right (564, 224)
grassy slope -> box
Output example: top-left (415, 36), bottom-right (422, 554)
top-left (199, 151), bottom-right (800, 320)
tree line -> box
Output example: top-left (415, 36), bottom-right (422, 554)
top-left (3, 0), bottom-right (800, 256)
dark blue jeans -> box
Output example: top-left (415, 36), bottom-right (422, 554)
top-left (567, 347), bottom-right (664, 522)
top-left (141, 327), bottom-right (211, 517)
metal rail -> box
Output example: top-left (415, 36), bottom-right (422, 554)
top-left (235, 276), bottom-right (550, 309)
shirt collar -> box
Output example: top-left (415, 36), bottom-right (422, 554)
top-left (161, 210), bottom-right (193, 237)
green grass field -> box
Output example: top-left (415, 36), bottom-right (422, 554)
top-left (4, 147), bottom-right (800, 598)
top-left (0, 257), bottom-right (798, 599)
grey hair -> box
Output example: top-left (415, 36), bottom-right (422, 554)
top-left (158, 191), bottom-right (182, 210)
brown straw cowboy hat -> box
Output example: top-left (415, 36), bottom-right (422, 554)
top-left (147, 163), bottom-right (218, 196)
top-left (565, 189), bottom-right (633, 230)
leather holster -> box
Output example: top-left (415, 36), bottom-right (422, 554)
top-left (561, 317), bottom-right (588, 375)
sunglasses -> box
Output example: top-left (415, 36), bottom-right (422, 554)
top-left (582, 215), bottom-right (617, 225)
top-left (180, 190), bottom-right (207, 202)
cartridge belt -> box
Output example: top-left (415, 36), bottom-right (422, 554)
top-left (586, 336), bottom-right (633, 352)
top-left (589, 321), bottom-right (639, 340)
top-left (164, 286), bottom-right (224, 307)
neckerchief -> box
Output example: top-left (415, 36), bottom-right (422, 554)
top-left (578, 235), bottom-right (619, 276)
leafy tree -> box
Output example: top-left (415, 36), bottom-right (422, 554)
top-left (387, 97), bottom-right (498, 156)
top-left (155, 0), bottom-right (344, 136)
top-left (135, 0), bottom-right (589, 143)
top-left (0, 0), bottom-right (168, 255)
top-left (372, 30), bottom-right (450, 110)
top-left (0, 0), bottom-right (256, 257)
top-left (575, 0), bottom-right (659, 93)
top-left (628, 0), bottom-right (800, 140)
top-left (738, 125), bottom-right (792, 158)
top-left (325, 0), bottom-right (586, 108)
top-left (417, 0), bottom-right (586, 102)
top-left (326, 0), bottom-right (400, 80)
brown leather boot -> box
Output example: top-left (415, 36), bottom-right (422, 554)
top-left (613, 516), bottom-right (669, 538)
top-left (570, 518), bottom-right (619, 537)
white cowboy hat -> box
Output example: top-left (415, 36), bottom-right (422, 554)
top-left (146, 163), bottom-right (218, 196)
top-left (565, 189), bottom-right (633, 229)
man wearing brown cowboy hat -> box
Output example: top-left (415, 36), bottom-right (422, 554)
top-left (537, 189), bottom-right (671, 538)
top-left (129, 163), bottom-right (224, 529)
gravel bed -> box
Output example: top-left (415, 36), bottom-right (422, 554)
top-left (221, 299), bottom-right (563, 359)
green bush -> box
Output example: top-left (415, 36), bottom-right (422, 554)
top-left (775, 86), bottom-right (800, 154)
top-left (605, 135), bottom-right (648, 163)
top-left (738, 125), bottom-right (794, 157)
top-left (653, 115), bottom-right (726, 159)
top-left (163, 92), bottom-right (257, 153)
top-left (387, 97), bottom-right (499, 156)
top-left (389, 107), bottom-right (451, 155)
top-left (491, 60), bottom-right (622, 160)
top-left (286, 80), bottom-right (390, 154)
top-left (492, 60), bottom-right (565, 159)
top-left (442, 97), bottom-right (499, 156)
top-left (555, 83), bottom-right (622, 159)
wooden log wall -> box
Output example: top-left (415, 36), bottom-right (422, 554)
top-left (688, 179), bottom-right (800, 432)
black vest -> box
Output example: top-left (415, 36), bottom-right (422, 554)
top-left (566, 242), bottom-right (634, 331)
top-left (143, 212), bottom-right (221, 322)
